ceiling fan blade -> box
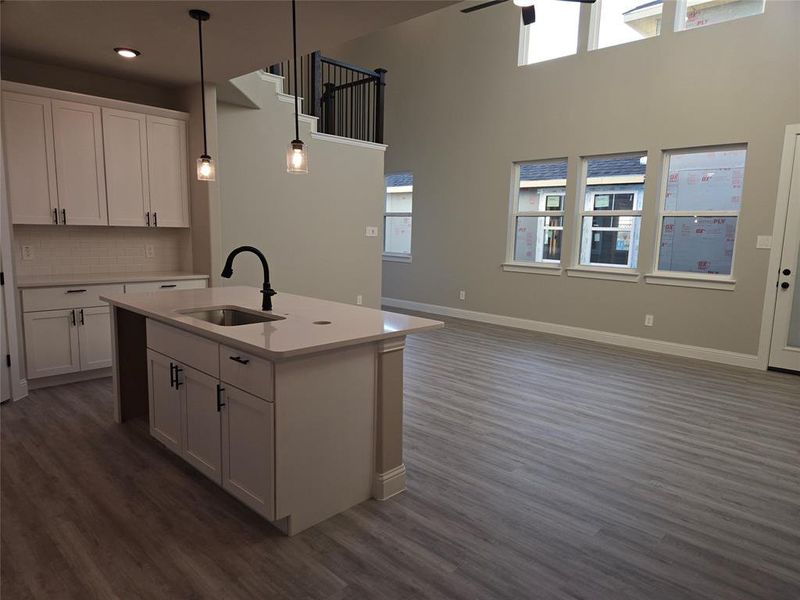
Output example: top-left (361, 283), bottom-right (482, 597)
top-left (557, 0), bottom-right (597, 3)
top-left (461, 0), bottom-right (510, 14)
top-left (521, 4), bottom-right (536, 25)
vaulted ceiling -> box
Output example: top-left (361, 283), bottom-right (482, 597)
top-left (1, 1), bottom-right (454, 87)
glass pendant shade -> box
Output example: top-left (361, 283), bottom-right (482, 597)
top-left (197, 154), bottom-right (216, 181)
top-left (286, 140), bottom-right (308, 174)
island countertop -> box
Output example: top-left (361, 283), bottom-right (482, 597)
top-left (101, 286), bottom-right (443, 360)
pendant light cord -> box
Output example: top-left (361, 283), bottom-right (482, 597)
top-left (198, 16), bottom-right (208, 155)
top-left (292, 0), bottom-right (300, 141)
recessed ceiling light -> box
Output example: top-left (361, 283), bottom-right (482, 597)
top-left (114, 48), bottom-right (140, 59)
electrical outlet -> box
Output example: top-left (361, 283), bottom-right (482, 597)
top-left (145, 244), bottom-right (155, 258)
top-left (365, 226), bottom-right (379, 237)
top-left (21, 245), bottom-right (34, 261)
top-left (459, 290), bottom-right (466, 301)
top-left (644, 314), bottom-right (654, 327)
top-left (356, 295), bottom-right (363, 305)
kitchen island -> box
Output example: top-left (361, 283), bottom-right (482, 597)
top-left (101, 286), bottom-right (442, 535)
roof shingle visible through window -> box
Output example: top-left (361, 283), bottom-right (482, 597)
top-left (520, 156), bottom-right (646, 182)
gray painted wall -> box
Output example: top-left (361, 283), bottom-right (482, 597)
top-left (217, 74), bottom-right (384, 308)
top-left (328, 0), bottom-right (800, 355)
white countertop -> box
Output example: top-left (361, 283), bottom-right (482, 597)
top-left (16, 271), bottom-right (210, 289)
top-left (101, 286), bottom-right (443, 360)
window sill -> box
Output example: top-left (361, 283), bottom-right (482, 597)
top-left (501, 263), bottom-right (562, 276)
top-left (383, 254), bottom-right (412, 264)
top-left (566, 267), bottom-right (641, 282)
top-left (644, 273), bottom-right (736, 291)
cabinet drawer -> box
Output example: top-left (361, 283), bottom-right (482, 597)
top-left (125, 279), bottom-right (207, 293)
top-left (22, 284), bottom-right (124, 312)
top-left (146, 319), bottom-right (219, 377)
top-left (220, 344), bottom-right (273, 400)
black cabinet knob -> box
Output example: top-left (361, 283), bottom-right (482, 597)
top-left (783, 268), bottom-right (792, 276)
top-left (781, 282), bottom-right (790, 290)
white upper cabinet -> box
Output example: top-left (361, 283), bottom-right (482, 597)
top-left (2, 92), bottom-right (59, 225)
top-left (146, 115), bottom-right (190, 228)
top-left (103, 108), bottom-right (150, 227)
top-left (51, 100), bottom-right (108, 226)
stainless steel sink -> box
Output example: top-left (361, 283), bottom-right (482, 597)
top-left (178, 307), bottom-right (285, 326)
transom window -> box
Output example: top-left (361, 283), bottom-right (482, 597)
top-left (590, 0), bottom-right (663, 50)
top-left (384, 172), bottom-right (413, 258)
top-left (518, 0), bottom-right (581, 65)
top-left (655, 146), bottom-right (746, 276)
top-left (675, 0), bottom-right (765, 31)
top-left (579, 154), bottom-right (646, 269)
top-left (509, 159), bottom-right (567, 264)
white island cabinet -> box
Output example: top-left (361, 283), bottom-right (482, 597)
top-left (102, 286), bottom-right (442, 535)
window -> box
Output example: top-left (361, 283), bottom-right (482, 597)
top-left (590, 0), bottom-right (662, 50)
top-left (655, 147), bottom-right (746, 277)
top-left (519, 0), bottom-right (581, 65)
top-left (384, 172), bottom-right (412, 259)
top-left (578, 154), bottom-right (646, 269)
top-left (676, 0), bottom-right (765, 31)
top-left (508, 159), bottom-right (567, 265)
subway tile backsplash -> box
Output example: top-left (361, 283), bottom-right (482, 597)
top-left (12, 226), bottom-right (192, 277)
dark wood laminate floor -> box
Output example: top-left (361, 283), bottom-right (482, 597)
top-left (2, 314), bottom-right (799, 600)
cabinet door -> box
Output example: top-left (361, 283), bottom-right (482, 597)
top-left (2, 92), bottom-right (59, 224)
top-left (146, 115), bottom-right (189, 228)
top-left (77, 306), bottom-right (112, 371)
top-left (52, 100), bottom-right (108, 226)
top-left (102, 108), bottom-right (150, 227)
top-left (147, 350), bottom-right (181, 454)
top-left (23, 309), bottom-right (80, 379)
top-left (221, 386), bottom-right (275, 519)
top-left (181, 365), bottom-right (222, 484)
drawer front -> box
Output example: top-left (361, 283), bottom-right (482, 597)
top-left (22, 284), bottom-right (124, 312)
top-left (146, 319), bottom-right (219, 378)
top-left (220, 344), bottom-right (273, 400)
top-left (125, 279), bottom-right (207, 293)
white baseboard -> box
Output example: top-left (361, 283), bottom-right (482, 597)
top-left (382, 297), bottom-right (762, 370)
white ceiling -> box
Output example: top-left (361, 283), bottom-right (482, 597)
top-left (1, 1), bottom-right (454, 87)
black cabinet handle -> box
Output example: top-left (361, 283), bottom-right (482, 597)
top-left (169, 362), bottom-right (176, 388)
top-left (153, 212), bottom-right (158, 227)
top-left (174, 366), bottom-right (183, 389)
top-left (229, 356), bottom-right (250, 365)
top-left (160, 284), bottom-right (177, 289)
top-left (61, 208), bottom-right (66, 225)
top-left (146, 212), bottom-right (150, 227)
top-left (66, 289), bottom-right (87, 294)
top-left (79, 309), bottom-right (85, 325)
top-left (781, 281), bottom-right (790, 290)
top-left (53, 208), bottom-right (58, 224)
top-left (71, 309), bottom-right (76, 326)
top-left (216, 384), bottom-right (226, 412)
top-left (783, 268), bottom-right (792, 276)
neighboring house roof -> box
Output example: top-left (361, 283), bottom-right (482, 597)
top-left (623, 0), bottom-right (663, 16)
top-left (386, 173), bottom-right (413, 187)
top-left (520, 156), bottom-right (646, 182)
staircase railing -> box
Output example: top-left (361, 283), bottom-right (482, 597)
top-left (267, 51), bottom-right (386, 144)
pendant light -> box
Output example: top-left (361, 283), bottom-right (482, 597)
top-left (190, 9), bottom-right (216, 181)
top-left (286, 0), bottom-right (308, 174)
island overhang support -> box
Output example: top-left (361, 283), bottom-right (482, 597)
top-left (374, 337), bottom-right (407, 500)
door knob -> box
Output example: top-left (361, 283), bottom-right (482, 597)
top-left (781, 282), bottom-right (790, 289)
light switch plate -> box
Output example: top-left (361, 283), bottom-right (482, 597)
top-left (756, 235), bottom-right (772, 249)
top-left (21, 245), bottom-right (34, 261)
top-left (365, 226), bottom-right (379, 237)
top-left (145, 244), bottom-right (155, 258)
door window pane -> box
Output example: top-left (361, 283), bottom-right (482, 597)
top-left (657, 216), bottom-right (737, 275)
top-left (593, 0), bottom-right (662, 50)
top-left (664, 148), bottom-right (746, 211)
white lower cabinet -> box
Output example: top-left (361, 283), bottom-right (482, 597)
top-left (221, 385), bottom-right (275, 519)
top-left (77, 306), bottom-right (113, 370)
top-left (181, 364), bottom-right (222, 484)
top-left (23, 309), bottom-right (81, 378)
top-left (145, 332), bottom-right (275, 519)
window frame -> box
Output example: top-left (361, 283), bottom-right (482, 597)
top-left (383, 176), bottom-right (413, 263)
top-left (504, 160), bottom-right (568, 275)
top-left (647, 145), bottom-right (746, 289)
top-left (578, 188), bottom-right (644, 270)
